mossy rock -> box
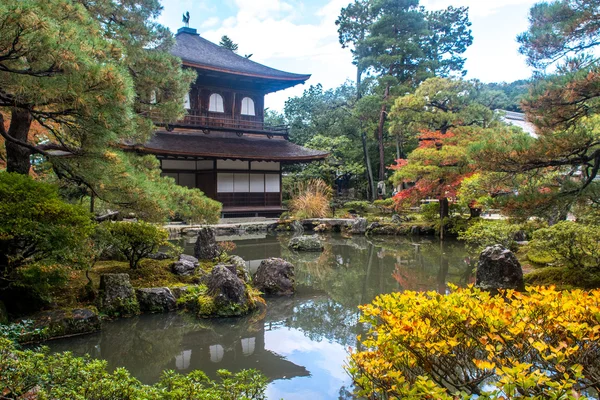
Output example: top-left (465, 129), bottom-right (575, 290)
top-left (288, 235), bottom-right (324, 252)
top-left (22, 307), bottom-right (101, 342)
top-left (136, 287), bottom-right (177, 313)
top-left (98, 273), bottom-right (140, 317)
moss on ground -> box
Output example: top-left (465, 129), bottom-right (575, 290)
top-left (525, 266), bottom-right (600, 289)
top-left (53, 258), bottom-right (209, 309)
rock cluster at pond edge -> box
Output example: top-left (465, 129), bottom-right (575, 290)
top-left (207, 265), bottom-right (251, 317)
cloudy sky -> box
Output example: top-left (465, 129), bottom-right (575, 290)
top-left (158, 0), bottom-right (539, 111)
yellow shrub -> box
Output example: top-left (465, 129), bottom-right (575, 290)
top-left (288, 179), bottom-right (332, 219)
top-left (349, 286), bottom-right (600, 399)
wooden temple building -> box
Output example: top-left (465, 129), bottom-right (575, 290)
top-left (128, 26), bottom-right (327, 218)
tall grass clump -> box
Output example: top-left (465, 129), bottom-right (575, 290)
top-left (289, 179), bottom-right (333, 219)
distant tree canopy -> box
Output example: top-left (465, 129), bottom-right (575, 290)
top-left (467, 0), bottom-right (600, 221)
top-left (0, 0), bottom-right (220, 222)
top-left (336, 0), bottom-right (473, 182)
top-left (219, 35), bottom-right (239, 52)
top-left (481, 80), bottom-right (530, 112)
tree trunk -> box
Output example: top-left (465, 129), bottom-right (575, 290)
top-left (395, 135), bottom-right (401, 159)
top-left (439, 196), bottom-right (449, 240)
top-left (361, 131), bottom-right (375, 201)
top-left (5, 108), bottom-right (33, 175)
top-left (356, 67), bottom-right (375, 200)
top-left (376, 83), bottom-right (390, 181)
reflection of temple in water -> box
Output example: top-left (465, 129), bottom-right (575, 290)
top-left (171, 318), bottom-right (310, 381)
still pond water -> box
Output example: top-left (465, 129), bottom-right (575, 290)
top-left (48, 233), bottom-right (473, 399)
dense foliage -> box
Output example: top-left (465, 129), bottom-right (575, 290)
top-left (459, 219), bottom-right (525, 253)
top-left (102, 221), bottom-right (169, 269)
top-left (0, 337), bottom-right (267, 399)
top-left (467, 0), bottom-right (600, 221)
top-left (529, 221), bottom-right (600, 270)
top-left (349, 286), bottom-right (600, 399)
top-left (0, 173), bottom-right (93, 296)
top-left (336, 0), bottom-right (473, 182)
top-left (0, 0), bottom-right (220, 222)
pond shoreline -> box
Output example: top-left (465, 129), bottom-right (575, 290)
top-left (165, 217), bottom-right (437, 237)
top-left (17, 224), bottom-right (440, 345)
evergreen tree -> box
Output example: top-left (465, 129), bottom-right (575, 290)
top-left (336, 0), bottom-right (472, 184)
top-left (471, 0), bottom-right (600, 221)
top-left (0, 0), bottom-right (220, 222)
top-left (219, 35), bottom-right (239, 52)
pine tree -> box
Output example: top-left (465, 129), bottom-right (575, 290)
top-left (336, 0), bottom-right (472, 184)
top-left (219, 35), bottom-right (239, 52)
top-left (0, 0), bottom-right (220, 222)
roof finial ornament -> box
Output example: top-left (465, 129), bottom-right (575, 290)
top-left (182, 11), bottom-right (190, 27)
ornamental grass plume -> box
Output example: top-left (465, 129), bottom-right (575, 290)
top-left (289, 179), bottom-right (333, 219)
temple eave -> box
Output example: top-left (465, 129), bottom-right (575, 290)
top-left (123, 131), bottom-right (329, 163)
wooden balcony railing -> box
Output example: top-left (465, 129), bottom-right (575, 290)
top-left (151, 109), bottom-right (289, 137)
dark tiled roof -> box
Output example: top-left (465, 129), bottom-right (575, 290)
top-left (173, 28), bottom-right (311, 82)
top-left (128, 131), bottom-right (328, 162)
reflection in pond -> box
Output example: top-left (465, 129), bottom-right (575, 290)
top-left (48, 233), bottom-right (472, 399)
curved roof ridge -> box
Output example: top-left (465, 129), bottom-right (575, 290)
top-left (173, 29), bottom-right (311, 82)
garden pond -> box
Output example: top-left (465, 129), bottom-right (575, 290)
top-left (47, 233), bottom-right (474, 399)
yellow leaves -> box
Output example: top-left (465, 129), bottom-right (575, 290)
top-left (349, 285), bottom-right (600, 399)
top-left (473, 359), bottom-right (496, 370)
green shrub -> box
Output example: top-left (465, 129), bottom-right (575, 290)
top-left (525, 266), bottom-right (600, 289)
top-left (0, 320), bottom-right (47, 345)
top-left (0, 337), bottom-right (267, 399)
top-left (0, 172), bottom-right (94, 305)
top-left (373, 198), bottom-right (395, 209)
top-left (458, 219), bottom-right (522, 252)
top-left (349, 286), bottom-right (600, 399)
top-left (529, 221), bottom-right (600, 270)
top-left (343, 200), bottom-right (371, 212)
top-left (103, 221), bottom-right (169, 269)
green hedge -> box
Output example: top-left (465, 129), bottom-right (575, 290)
top-left (0, 337), bottom-right (267, 399)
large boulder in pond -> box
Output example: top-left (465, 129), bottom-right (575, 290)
top-left (351, 218), bottom-right (368, 234)
top-left (476, 245), bottom-right (525, 292)
top-left (288, 235), bottom-right (324, 252)
top-left (98, 273), bottom-right (139, 316)
top-left (171, 254), bottom-right (199, 276)
top-left (136, 287), bottom-right (177, 313)
top-left (194, 227), bottom-right (220, 260)
top-left (254, 258), bottom-right (295, 296)
top-left (207, 265), bottom-right (249, 316)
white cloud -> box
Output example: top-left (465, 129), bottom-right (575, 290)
top-left (201, 0), bottom-right (355, 111)
top-left (200, 16), bottom-right (220, 29)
